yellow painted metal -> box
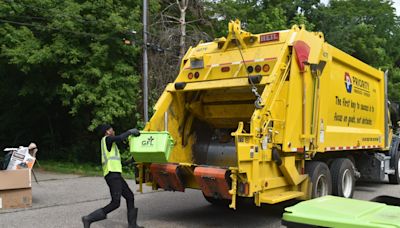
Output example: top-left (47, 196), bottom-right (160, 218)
top-left (137, 163), bottom-right (143, 193)
top-left (139, 20), bottom-right (390, 207)
top-left (315, 46), bottom-right (385, 151)
top-left (176, 163), bottom-right (200, 189)
top-left (279, 156), bottom-right (307, 186)
top-left (229, 169), bottom-right (238, 210)
top-left (261, 191), bottom-right (304, 204)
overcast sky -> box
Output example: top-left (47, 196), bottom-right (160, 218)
top-left (395, 0), bottom-right (400, 14)
top-left (320, 0), bottom-right (400, 15)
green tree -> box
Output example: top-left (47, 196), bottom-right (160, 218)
top-left (312, 0), bottom-right (400, 102)
top-left (205, 0), bottom-right (287, 36)
top-left (0, 0), bottom-right (142, 162)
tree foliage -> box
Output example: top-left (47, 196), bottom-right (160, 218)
top-left (0, 0), bottom-right (142, 161)
top-left (312, 0), bottom-right (400, 103)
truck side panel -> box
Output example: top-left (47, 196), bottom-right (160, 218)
top-left (318, 45), bottom-right (385, 152)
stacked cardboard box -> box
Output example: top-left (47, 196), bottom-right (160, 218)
top-left (0, 169), bottom-right (32, 209)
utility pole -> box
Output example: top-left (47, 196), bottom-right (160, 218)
top-left (143, 0), bottom-right (149, 123)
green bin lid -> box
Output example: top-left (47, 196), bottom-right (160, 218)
top-left (282, 195), bottom-right (400, 228)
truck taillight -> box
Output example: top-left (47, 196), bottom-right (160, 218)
top-left (247, 66), bottom-right (254, 73)
top-left (188, 72), bottom-right (193, 79)
top-left (255, 65), bottom-right (261, 73)
top-left (263, 64), bottom-right (270, 72)
top-left (194, 72), bottom-right (200, 79)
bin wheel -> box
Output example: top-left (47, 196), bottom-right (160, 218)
top-left (305, 161), bottom-right (332, 198)
top-left (389, 148), bottom-right (400, 184)
top-left (330, 158), bottom-right (355, 198)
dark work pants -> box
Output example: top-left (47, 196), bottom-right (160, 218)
top-left (102, 172), bottom-right (135, 214)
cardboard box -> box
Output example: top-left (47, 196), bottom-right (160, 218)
top-left (0, 188), bottom-right (32, 209)
top-left (0, 169), bottom-right (31, 190)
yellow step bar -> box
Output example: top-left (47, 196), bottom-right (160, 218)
top-left (261, 191), bottom-right (304, 204)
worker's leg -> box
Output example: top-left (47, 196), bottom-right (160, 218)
top-left (81, 209), bottom-right (106, 228)
top-left (102, 172), bottom-right (123, 213)
top-left (121, 177), bottom-right (143, 228)
top-left (121, 177), bottom-right (135, 210)
top-left (82, 172), bottom-right (122, 228)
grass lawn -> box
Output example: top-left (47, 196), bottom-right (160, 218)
top-left (36, 160), bottom-right (135, 179)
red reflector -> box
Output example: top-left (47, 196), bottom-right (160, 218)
top-left (194, 72), bottom-right (200, 78)
top-left (188, 72), bottom-right (193, 79)
top-left (255, 65), bottom-right (261, 73)
top-left (293, 41), bottom-right (310, 72)
top-left (263, 64), bottom-right (270, 72)
top-left (221, 66), bottom-right (230, 72)
top-left (260, 32), bottom-right (279, 43)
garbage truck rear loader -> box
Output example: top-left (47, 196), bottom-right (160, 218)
top-left (131, 20), bottom-right (400, 208)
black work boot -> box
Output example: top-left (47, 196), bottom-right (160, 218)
top-left (128, 208), bottom-right (144, 228)
top-left (82, 208), bottom-right (106, 228)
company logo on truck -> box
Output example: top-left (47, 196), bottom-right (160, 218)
top-left (344, 72), bottom-right (370, 96)
top-left (142, 136), bottom-right (154, 146)
top-left (344, 72), bottom-right (352, 93)
top-left (352, 76), bottom-right (370, 91)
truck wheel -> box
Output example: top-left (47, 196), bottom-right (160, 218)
top-left (202, 192), bottom-right (230, 206)
top-left (305, 161), bottom-right (332, 198)
top-left (388, 149), bottom-right (400, 184)
top-left (330, 158), bottom-right (355, 198)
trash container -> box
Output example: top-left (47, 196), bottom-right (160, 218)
top-left (129, 131), bottom-right (174, 163)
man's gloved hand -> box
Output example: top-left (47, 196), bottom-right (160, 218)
top-left (128, 128), bottom-right (140, 137)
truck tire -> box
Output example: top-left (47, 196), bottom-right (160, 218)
top-left (388, 148), bottom-right (400, 184)
top-left (330, 158), bottom-right (355, 198)
top-left (305, 161), bottom-right (332, 198)
top-left (202, 193), bottom-right (230, 206)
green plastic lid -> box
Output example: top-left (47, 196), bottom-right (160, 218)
top-left (283, 195), bottom-right (400, 228)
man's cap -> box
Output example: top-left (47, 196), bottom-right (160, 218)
top-left (99, 124), bottom-right (112, 135)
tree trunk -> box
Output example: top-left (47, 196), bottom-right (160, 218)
top-left (178, 0), bottom-right (188, 62)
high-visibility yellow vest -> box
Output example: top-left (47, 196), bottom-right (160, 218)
top-left (101, 136), bottom-right (122, 176)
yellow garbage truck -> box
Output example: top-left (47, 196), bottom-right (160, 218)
top-left (130, 20), bottom-right (400, 209)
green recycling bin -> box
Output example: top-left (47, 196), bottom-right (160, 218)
top-left (282, 195), bottom-right (400, 228)
top-left (129, 131), bottom-right (174, 163)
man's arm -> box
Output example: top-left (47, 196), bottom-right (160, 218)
top-left (105, 129), bottom-right (140, 151)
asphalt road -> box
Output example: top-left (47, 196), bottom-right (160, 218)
top-left (1, 171), bottom-right (400, 228)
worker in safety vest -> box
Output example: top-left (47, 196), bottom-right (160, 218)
top-left (82, 124), bottom-right (143, 228)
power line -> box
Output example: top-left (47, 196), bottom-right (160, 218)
top-left (6, 1), bottom-right (100, 25)
top-left (0, 19), bottom-right (37, 27)
top-left (3, 2), bottom-right (140, 39)
top-left (0, 18), bottom-right (179, 57)
top-left (3, 1), bottom-right (146, 40)
top-left (4, 15), bottom-right (48, 21)
top-left (0, 18), bottom-right (99, 37)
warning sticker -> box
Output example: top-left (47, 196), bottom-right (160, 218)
top-left (319, 119), bottom-right (325, 143)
